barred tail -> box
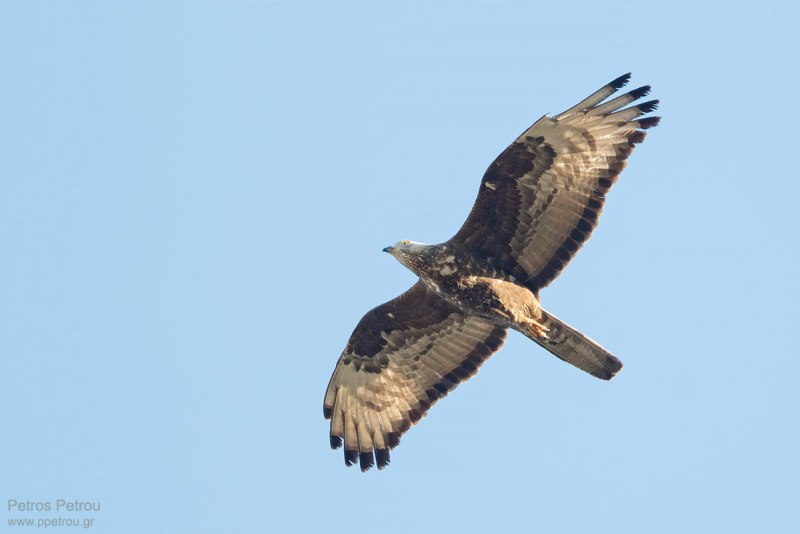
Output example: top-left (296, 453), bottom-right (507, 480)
top-left (524, 309), bottom-right (623, 380)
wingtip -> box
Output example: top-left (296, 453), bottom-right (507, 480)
top-left (386, 432), bottom-right (401, 449)
top-left (375, 448), bottom-right (391, 469)
top-left (639, 116), bottom-right (661, 129)
top-left (628, 85), bottom-right (651, 100)
top-left (344, 449), bottom-right (358, 466)
top-left (610, 73), bottom-right (632, 89)
top-left (359, 451), bottom-right (375, 472)
top-left (637, 99), bottom-right (660, 114)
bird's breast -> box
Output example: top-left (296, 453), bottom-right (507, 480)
top-left (424, 273), bottom-right (539, 326)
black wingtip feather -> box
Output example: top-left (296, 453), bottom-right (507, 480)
top-left (629, 85), bottom-right (651, 100)
top-left (323, 406), bottom-right (332, 419)
top-left (344, 449), bottom-right (358, 466)
top-left (637, 99), bottom-right (659, 113)
top-left (359, 451), bottom-right (375, 472)
top-left (330, 435), bottom-right (343, 449)
top-left (638, 116), bottom-right (661, 129)
top-left (375, 449), bottom-right (391, 469)
top-left (387, 432), bottom-right (401, 449)
top-left (610, 73), bottom-right (631, 89)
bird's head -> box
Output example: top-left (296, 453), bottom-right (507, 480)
top-left (383, 240), bottom-right (431, 274)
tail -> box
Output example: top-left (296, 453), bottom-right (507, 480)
top-left (524, 309), bottom-right (623, 380)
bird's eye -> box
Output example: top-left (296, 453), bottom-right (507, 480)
top-left (400, 240), bottom-right (410, 245)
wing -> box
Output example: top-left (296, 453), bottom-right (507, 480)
top-left (449, 73), bottom-right (660, 292)
top-left (323, 281), bottom-right (507, 471)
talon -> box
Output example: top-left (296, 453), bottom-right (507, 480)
top-left (527, 321), bottom-right (549, 338)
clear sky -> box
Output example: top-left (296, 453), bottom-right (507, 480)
top-left (2, 1), bottom-right (799, 532)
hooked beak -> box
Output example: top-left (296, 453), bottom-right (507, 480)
top-left (382, 246), bottom-right (394, 253)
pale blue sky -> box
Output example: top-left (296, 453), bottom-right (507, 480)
top-left (2, 1), bottom-right (799, 532)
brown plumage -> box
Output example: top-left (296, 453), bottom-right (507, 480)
top-left (324, 73), bottom-right (660, 471)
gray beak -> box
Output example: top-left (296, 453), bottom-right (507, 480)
top-left (382, 246), bottom-right (393, 253)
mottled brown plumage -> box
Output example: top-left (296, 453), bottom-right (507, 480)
top-left (324, 74), bottom-right (660, 471)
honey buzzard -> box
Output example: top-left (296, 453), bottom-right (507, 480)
top-left (323, 73), bottom-right (659, 471)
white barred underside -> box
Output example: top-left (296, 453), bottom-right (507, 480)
top-left (509, 92), bottom-right (654, 289)
top-left (324, 314), bottom-right (505, 466)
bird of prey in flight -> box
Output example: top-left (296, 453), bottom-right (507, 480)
top-left (323, 73), bottom-right (659, 471)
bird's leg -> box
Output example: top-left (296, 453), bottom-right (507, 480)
top-left (522, 303), bottom-right (549, 339)
top-left (524, 318), bottom-right (550, 339)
